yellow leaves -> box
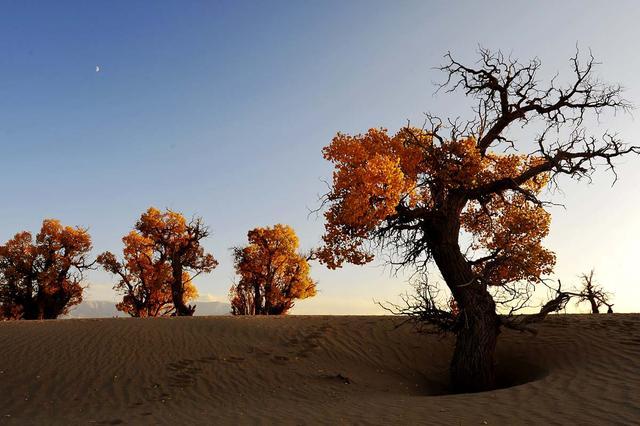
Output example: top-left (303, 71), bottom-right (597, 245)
top-left (122, 231), bottom-right (153, 258)
top-left (319, 126), bottom-right (556, 286)
top-left (427, 137), bottom-right (484, 188)
top-left (340, 153), bottom-right (406, 227)
top-left (136, 207), bottom-right (188, 247)
top-left (319, 129), bottom-right (421, 268)
top-left (0, 219), bottom-right (92, 319)
top-left (98, 207), bottom-right (217, 317)
top-left (462, 195), bottom-right (556, 286)
top-left (35, 219), bottom-right (92, 256)
top-left (231, 224), bottom-right (316, 315)
top-left (317, 221), bottom-right (373, 269)
top-left (182, 272), bottom-right (199, 303)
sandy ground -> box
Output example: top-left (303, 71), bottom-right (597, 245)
top-left (0, 314), bottom-right (638, 425)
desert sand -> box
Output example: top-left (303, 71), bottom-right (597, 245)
top-left (0, 314), bottom-right (638, 425)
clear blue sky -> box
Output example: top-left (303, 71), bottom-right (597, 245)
top-left (1, 0), bottom-right (638, 313)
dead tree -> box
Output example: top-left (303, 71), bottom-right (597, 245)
top-left (576, 269), bottom-right (613, 313)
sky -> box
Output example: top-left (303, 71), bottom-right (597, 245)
top-left (0, 0), bottom-right (639, 314)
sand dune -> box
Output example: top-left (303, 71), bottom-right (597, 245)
top-left (0, 314), bottom-right (638, 425)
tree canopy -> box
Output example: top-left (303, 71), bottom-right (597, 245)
top-left (230, 224), bottom-right (316, 315)
top-left (318, 128), bottom-right (556, 289)
top-left (0, 219), bottom-right (92, 320)
top-left (99, 207), bottom-right (217, 317)
top-left (97, 232), bottom-right (198, 317)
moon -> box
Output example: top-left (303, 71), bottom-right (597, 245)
top-left (95, 65), bottom-right (100, 73)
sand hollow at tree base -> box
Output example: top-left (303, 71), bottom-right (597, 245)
top-left (0, 314), bottom-right (638, 425)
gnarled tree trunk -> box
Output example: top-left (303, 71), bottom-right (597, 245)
top-left (449, 287), bottom-right (500, 392)
top-left (429, 220), bottom-right (500, 393)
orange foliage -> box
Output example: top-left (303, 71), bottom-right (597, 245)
top-left (97, 236), bottom-right (198, 317)
top-left (461, 195), bottom-right (555, 286)
top-left (98, 207), bottom-right (216, 317)
top-left (0, 219), bottom-right (92, 320)
top-left (318, 128), bottom-right (555, 286)
top-left (230, 224), bottom-right (316, 315)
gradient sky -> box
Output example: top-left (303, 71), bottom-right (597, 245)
top-left (1, 0), bottom-right (639, 313)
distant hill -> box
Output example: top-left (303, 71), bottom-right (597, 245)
top-left (64, 300), bottom-right (231, 318)
top-left (64, 300), bottom-right (124, 318)
top-left (192, 301), bottom-right (232, 316)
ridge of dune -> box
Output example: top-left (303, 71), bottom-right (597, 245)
top-left (0, 314), bottom-right (638, 425)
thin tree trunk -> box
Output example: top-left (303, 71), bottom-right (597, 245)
top-left (264, 280), bottom-right (272, 315)
top-left (253, 282), bottom-right (262, 315)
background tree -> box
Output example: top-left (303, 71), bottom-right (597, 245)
top-left (97, 232), bottom-right (198, 317)
top-left (100, 207), bottom-right (217, 317)
top-left (317, 49), bottom-right (637, 392)
top-left (0, 219), bottom-right (92, 320)
top-left (229, 224), bottom-right (316, 315)
top-left (574, 269), bottom-right (613, 313)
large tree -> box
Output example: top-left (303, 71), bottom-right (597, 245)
top-left (229, 224), bottom-right (316, 315)
top-left (100, 207), bottom-right (217, 316)
top-left (0, 219), bottom-right (93, 320)
top-left (317, 49), bottom-right (637, 392)
top-left (97, 231), bottom-right (198, 317)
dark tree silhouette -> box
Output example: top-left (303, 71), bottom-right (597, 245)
top-left (575, 269), bottom-right (613, 313)
top-left (0, 219), bottom-right (93, 320)
top-left (317, 48), bottom-right (637, 392)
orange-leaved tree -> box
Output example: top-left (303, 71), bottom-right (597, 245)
top-left (229, 224), bottom-right (316, 315)
top-left (317, 49), bottom-right (637, 392)
top-left (98, 207), bottom-right (217, 316)
top-left (0, 219), bottom-right (92, 320)
top-left (97, 232), bottom-right (198, 317)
